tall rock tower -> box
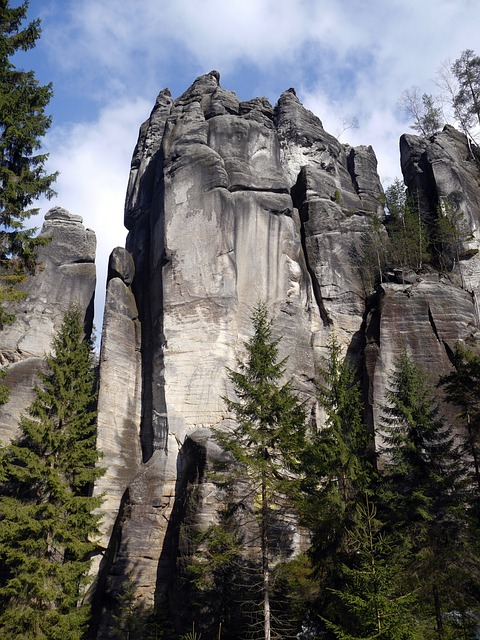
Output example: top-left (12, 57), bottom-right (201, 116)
top-left (0, 206), bottom-right (96, 444)
top-left (93, 71), bottom-right (387, 632)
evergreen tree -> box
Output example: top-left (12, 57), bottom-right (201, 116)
top-left (300, 334), bottom-right (372, 562)
top-left (353, 213), bottom-right (389, 294)
top-left (324, 494), bottom-right (423, 640)
top-left (439, 342), bottom-right (480, 498)
top-left (379, 353), bottom-right (478, 639)
top-left (384, 179), bottom-right (430, 271)
top-left (0, 0), bottom-right (57, 327)
top-left (0, 307), bottom-right (103, 639)
top-left (214, 303), bottom-right (307, 640)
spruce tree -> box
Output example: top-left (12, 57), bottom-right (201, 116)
top-left (379, 353), bottom-right (478, 639)
top-left (439, 342), bottom-right (480, 498)
top-left (324, 494), bottom-right (423, 640)
top-left (214, 303), bottom-right (307, 640)
top-left (0, 307), bottom-right (103, 639)
top-left (299, 335), bottom-right (374, 631)
top-left (0, 0), bottom-right (57, 327)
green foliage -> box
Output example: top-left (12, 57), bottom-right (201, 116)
top-left (379, 352), bottom-right (479, 638)
top-left (214, 302), bottom-right (307, 640)
top-left (184, 514), bottom-right (247, 639)
top-left (384, 179), bottom-right (431, 271)
top-left (352, 179), bottom-right (432, 294)
top-left (300, 335), bottom-right (372, 551)
top-left (296, 335), bottom-right (376, 637)
top-left (0, 307), bottom-right (103, 639)
top-left (0, 0), bottom-right (57, 327)
top-left (353, 213), bottom-right (389, 294)
top-left (110, 576), bottom-right (164, 640)
top-left (269, 553), bottom-right (319, 638)
top-left (451, 49), bottom-right (480, 136)
top-left (439, 342), bottom-right (480, 497)
top-left (217, 303), bottom-right (306, 489)
top-left (324, 494), bottom-right (423, 640)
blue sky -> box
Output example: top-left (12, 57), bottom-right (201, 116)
top-left (16, 0), bottom-right (480, 329)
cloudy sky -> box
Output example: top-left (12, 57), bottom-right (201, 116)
top-left (19, 0), bottom-right (480, 330)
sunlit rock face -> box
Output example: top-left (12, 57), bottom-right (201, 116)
top-left (0, 206), bottom-right (96, 444)
top-left (366, 126), bottom-right (480, 443)
top-left (93, 71), bottom-right (387, 628)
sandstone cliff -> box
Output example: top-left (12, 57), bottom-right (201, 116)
top-left (2, 71), bottom-right (480, 637)
top-left (91, 72), bottom-right (480, 635)
top-left (0, 206), bottom-right (96, 444)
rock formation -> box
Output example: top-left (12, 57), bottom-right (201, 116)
top-left (0, 206), bottom-right (96, 444)
top-left (2, 72), bottom-right (480, 637)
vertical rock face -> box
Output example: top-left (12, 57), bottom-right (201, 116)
top-left (1, 74), bottom-right (479, 636)
top-left (0, 206), bottom-right (96, 444)
top-left (94, 72), bottom-right (386, 626)
top-left (366, 126), bottom-right (480, 435)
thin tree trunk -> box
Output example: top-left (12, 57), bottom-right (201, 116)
top-left (434, 586), bottom-right (443, 640)
top-left (261, 472), bottom-right (271, 640)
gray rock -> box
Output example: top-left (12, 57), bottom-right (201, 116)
top-left (107, 247), bottom-right (135, 286)
top-left (94, 75), bottom-right (480, 631)
top-left (93, 270), bottom-right (142, 554)
top-left (0, 208), bottom-right (96, 444)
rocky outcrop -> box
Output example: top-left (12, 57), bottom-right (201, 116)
top-left (1, 75), bottom-right (472, 636)
top-left (94, 248), bottom-right (142, 550)
top-left (0, 206), bottom-right (96, 444)
top-left (91, 72), bottom-right (388, 627)
top-left (364, 126), bottom-right (480, 439)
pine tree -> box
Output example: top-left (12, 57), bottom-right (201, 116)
top-left (0, 307), bottom-right (103, 639)
top-left (379, 353), bottom-right (478, 639)
top-left (451, 50), bottom-right (480, 136)
top-left (214, 303), bottom-right (307, 640)
top-left (0, 0), bottom-right (57, 327)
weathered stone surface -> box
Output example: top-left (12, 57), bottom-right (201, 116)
top-left (400, 126), bottom-right (480, 293)
top-left (107, 246), bottom-right (135, 285)
top-left (366, 278), bottom-right (479, 444)
top-left (94, 250), bottom-right (142, 551)
top-left (0, 207), bottom-right (96, 444)
top-left (276, 89), bottom-right (384, 349)
top-left (94, 73), bottom-right (480, 633)
top-left (92, 73), bottom-right (328, 619)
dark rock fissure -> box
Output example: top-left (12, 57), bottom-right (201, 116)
top-left (427, 304), bottom-right (441, 342)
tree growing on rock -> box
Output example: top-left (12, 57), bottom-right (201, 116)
top-left (0, 0), bottom-right (57, 327)
top-left (398, 86), bottom-right (443, 137)
top-left (214, 303), bottom-right (307, 640)
top-left (0, 307), bottom-right (103, 639)
top-left (451, 50), bottom-right (480, 137)
top-left (384, 179), bottom-right (431, 272)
